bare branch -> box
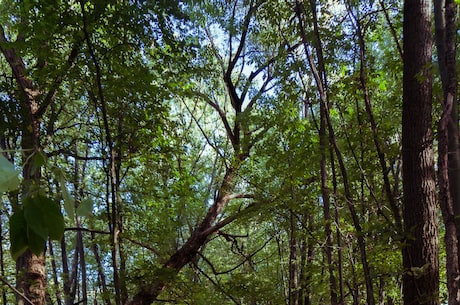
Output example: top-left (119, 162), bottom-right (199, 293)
top-left (0, 276), bottom-right (34, 305)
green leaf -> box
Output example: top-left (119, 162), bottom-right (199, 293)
top-left (0, 154), bottom-right (20, 193)
top-left (76, 199), bottom-right (93, 217)
top-left (30, 151), bottom-right (47, 176)
top-left (9, 210), bottom-right (28, 261)
top-left (24, 195), bottom-right (65, 242)
top-left (26, 227), bottom-right (46, 256)
top-left (24, 196), bottom-right (48, 241)
top-left (39, 195), bottom-right (65, 240)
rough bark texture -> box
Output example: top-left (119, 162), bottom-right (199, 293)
top-left (16, 251), bottom-right (46, 305)
top-left (402, 0), bottom-right (439, 304)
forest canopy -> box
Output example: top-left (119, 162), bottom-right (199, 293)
top-left (0, 0), bottom-right (458, 305)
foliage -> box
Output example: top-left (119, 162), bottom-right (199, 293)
top-left (0, 0), bottom-right (454, 304)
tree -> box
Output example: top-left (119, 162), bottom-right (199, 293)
top-left (1, 0), bottom-right (457, 304)
top-left (0, 1), bottom-right (79, 302)
top-left (434, 0), bottom-right (460, 303)
top-left (402, 0), bottom-right (439, 304)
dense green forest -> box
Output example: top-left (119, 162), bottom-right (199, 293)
top-left (0, 0), bottom-right (458, 304)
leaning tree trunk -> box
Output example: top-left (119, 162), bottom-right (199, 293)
top-left (402, 0), bottom-right (439, 304)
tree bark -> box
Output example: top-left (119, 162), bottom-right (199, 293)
top-left (402, 0), bottom-right (439, 304)
top-left (434, 0), bottom-right (460, 303)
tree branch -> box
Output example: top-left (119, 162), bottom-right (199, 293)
top-left (0, 276), bottom-right (34, 305)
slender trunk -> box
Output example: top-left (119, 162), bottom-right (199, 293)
top-left (91, 231), bottom-right (112, 305)
top-left (68, 235), bottom-right (80, 305)
top-left (304, 239), bottom-right (314, 305)
top-left (298, 239), bottom-right (307, 305)
top-left (331, 149), bottom-right (345, 305)
top-left (61, 236), bottom-right (71, 305)
top-left (0, 210), bottom-right (7, 305)
top-left (355, 9), bottom-right (402, 231)
top-left (77, 222), bottom-right (87, 305)
top-left (80, 3), bottom-right (121, 303)
top-left (73, 143), bottom-right (88, 305)
top-left (48, 240), bottom-right (63, 305)
top-left (116, 111), bottom-right (128, 305)
top-left (294, 1), bottom-right (374, 304)
top-left (378, 277), bottom-right (385, 305)
top-left (346, 245), bottom-right (360, 305)
top-left (288, 210), bottom-right (299, 305)
top-left (402, 0), bottom-right (439, 304)
top-left (320, 90), bottom-right (338, 305)
top-left (275, 233), bottom-right (289, 304)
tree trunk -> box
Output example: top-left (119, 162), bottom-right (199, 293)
top-left (48, 239), bottom-right (63, 305)
top-left (295, 1), bottom-right (375, 303)
top-left (402, 0), bottom-right (439, 304)
top-left (9, 42), bottom-right (45, 305)
top-left (331, 150), bottom-right (345, 305)
top-left (434, 1), bottom-right (460, 304)
top-left (0, 18), bottom-right (78, 304)
top-left (91, 231), bottom-right (112, 305)
top-left (0, 209), bottom-right (7, 305)
top-left (126, 163), bottom-right (244, 305)
top-left (320, 86), bottom-right (338, 305)
top-left (288, 210), bottom-right (299, 305)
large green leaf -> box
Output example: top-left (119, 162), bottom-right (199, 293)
top-left (26, 227), bottom-right (47, 256)
top-left (24, 195), bottom-right (65, 241)
top-left (0, 154), bottom-right (20, 193)
top-left (39, 195), bottom-right (65, 240)
top-left (9, 195), bottom-right (65, 260)
top-left (23, 196), bottom-right (48, 241)
top-left (9, 210), bottom-right (28, 261)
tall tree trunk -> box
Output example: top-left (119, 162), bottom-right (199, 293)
top-left (402, 0), bottom-right (439, 304)
top-left (319, 86), bottom-right (338, 305)
top-left (434, 1), bottom-right (460, 303)
top-left (0, 209), bottom-right (7, 305)
top-left (0, 27), bottom-right (46, 305)
top-left (48, 239), bottom-right (63, 305)
top-left (60, 236), bottom-right (71, 305)
top-left (288, 210), bottom-right (299, 305)
top-left (295, 1), bottom-right (375, 304)
top-left (77, 222), bottom-right (88, 305)
top-left (354, 5), bottom-right (402, 232)
top-left (331, 149), bottom-right (345, 305)
top-left (0, 13), bottom-right (78, 303)
top-left (91, 231), bottom-right (112, 305)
